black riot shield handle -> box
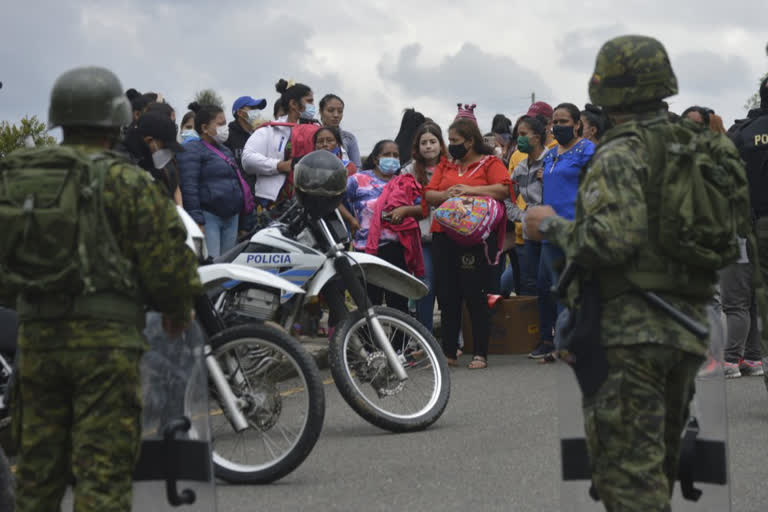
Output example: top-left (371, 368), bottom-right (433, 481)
top-left (163, 417), bottom-right (197, 507)
top-left (678, 417), bottom-right (704, 502)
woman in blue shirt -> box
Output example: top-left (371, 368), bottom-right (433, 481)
top-left (529, 103), bottom-right (595, 359)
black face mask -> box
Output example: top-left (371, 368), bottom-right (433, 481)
top-left (448, 143), bottom-right (469, 160)
top-left (552, 125), bottom-right (576, 145)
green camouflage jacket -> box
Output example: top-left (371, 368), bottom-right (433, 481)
top-left (6, 144), bottom-right (202, 351)
top-left (543, 120), bottom-right (709, 357)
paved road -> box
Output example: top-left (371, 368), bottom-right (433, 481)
top-left (217, 355), bottom-right (768, 512)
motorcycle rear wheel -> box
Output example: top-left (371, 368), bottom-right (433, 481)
top-left (208, 324), bottom-right (325, 484)
top-left (329, 306), bottom-right (450, 433)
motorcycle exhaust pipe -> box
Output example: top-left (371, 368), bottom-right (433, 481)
top-left (205, 345), bottom-right (249, 432)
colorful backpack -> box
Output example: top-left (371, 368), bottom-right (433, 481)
top-left (434, 195), bottom-right (506, 263)
top-left (256, 122), bottom-right (320, 160)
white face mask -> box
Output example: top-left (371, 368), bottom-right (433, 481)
top-left (152, 148), bottom-right (174, 169)
top-left (214, 124), bottom-right (229, 143)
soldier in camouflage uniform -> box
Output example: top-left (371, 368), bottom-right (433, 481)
top-left (0, 67), bottom-right (202, 512)
top-left (525, 36), bottom-right (715, 511)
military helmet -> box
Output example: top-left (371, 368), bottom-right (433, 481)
top-left (588, 35), bottom-right (678, 108)
top-left (48, 66), bottom-right (132, 128)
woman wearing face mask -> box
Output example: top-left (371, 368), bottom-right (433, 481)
top-left (319, 94), bottom-right (362, 168)
top-left (242, 79), bottom-right (315, 208)
top-left (313, 125), bottom-right (357, 175)
top-left (401, 123), bottom-right (447, 333)
top-left (341, 140), bottom-right (422, 312)
top-left (177, 102), bottom-right (243, 258)
top-left (503, 115), bottom-right (550, 297)
top-left (425, 118), bottom-right (511, 369)
top-left (529, 103), bottom-right (596, 360)
top-left (179, 111), bottom-right (199, 144)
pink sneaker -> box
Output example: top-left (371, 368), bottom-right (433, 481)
top-left (739, 359), bottom-right (764, 377)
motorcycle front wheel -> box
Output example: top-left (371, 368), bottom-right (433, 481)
top-left (329, 306), bottom-right (450, 433)
top-left (208, 324), bottom-right (325, 484)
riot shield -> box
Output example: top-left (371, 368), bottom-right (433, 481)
top-left (132, 312), bottom-right (216, 512)
top-left (559, 305), bottom-right (730, 511)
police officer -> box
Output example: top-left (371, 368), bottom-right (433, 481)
top-left (0, 67), bottom-right (202, 512)
top-left (728, 76), bottom-right (768, 383)
top-left (524, 36), bottom-right (720, 510)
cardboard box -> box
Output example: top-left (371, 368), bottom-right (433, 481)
top-left (462, 296), bottom-right (540, 355)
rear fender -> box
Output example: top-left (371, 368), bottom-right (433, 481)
top-left (306, 253), bottom-right (427, 299)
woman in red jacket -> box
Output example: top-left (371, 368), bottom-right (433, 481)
top-left (425, 119), bottom-right (510, 369)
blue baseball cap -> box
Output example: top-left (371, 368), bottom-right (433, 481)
top-left (232, 96), bottom-right (267, 116)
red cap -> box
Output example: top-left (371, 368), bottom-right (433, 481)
top-left (526, 101), bottom-right (553, 119)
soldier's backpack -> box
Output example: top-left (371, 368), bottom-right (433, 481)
top-left (605, 118), bottom-right (751, 272)
top-left (0, 146), bottom-right (138, 320)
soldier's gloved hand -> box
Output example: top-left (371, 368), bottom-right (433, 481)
top-left (523, 205), bottom-right (557, 241)
top-left (162, 311), bottom-right (194, 338)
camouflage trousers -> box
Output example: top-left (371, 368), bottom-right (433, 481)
top-left (13, 348), bottom-right (143, 512)
top-left (582, 345), bottom-right (703, 512)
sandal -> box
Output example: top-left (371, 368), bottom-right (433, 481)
top-left (467, 356), bottom-right (488, 370)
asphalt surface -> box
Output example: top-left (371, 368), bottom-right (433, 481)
top-left (216, 354), bottom-right (768, 512)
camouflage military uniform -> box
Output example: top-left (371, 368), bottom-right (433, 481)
top-left (8, 149), bottom-right (201, 512)
top-left (541, 121), bottom-right (707, 510)
top-left (536, 37), bottom-right (711, 511)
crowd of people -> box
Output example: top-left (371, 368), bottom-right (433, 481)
top-left (119, 75), bottom-right (766, 376)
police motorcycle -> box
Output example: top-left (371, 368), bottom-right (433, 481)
top-left (0, 207), bottom-right (326, 506)
top-left (163, 206), bottom-right (326, 488)
top-left (213, 151), bottom-right (450, 433)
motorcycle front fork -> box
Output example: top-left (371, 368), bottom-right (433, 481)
top-left (205, 345), bottom-right (250, 432)
top-left (333, 256), bottom-right (408, 382)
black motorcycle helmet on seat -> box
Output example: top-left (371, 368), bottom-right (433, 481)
top-left (293, 150), bottom-right (348, 218)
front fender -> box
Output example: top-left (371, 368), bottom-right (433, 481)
top-left (306, 253), bottom-right (428, 299)
top-left (198, 264), bottom-right (305, 295)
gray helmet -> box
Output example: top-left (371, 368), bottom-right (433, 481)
top-left (48, 66), bottom-right (132, 128)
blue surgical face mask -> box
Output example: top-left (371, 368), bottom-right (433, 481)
top-left (300, 102), bottom-right (317, 120)
top-left (180, 129), bottom-right (198, 142)
top-left (378, 157), bottom-right (400, 175)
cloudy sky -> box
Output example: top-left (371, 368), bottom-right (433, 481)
top-left (1, 0), bottom-right (766, 152)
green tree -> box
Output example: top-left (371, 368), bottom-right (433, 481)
top-left (744, 72), bottom-right (768, 111)
top-left (193, 89), bottom-right (224, 109)
top-left (0, 115), bottom-right (57, 158)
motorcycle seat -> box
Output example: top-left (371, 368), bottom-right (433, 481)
top-left (213, 240), bottom-right (249, 264)
top-left (0, 308), bottom-right (18, 354)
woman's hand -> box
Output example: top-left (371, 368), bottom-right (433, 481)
top-left (277, 160), bottom-right (293, 174)
top-left (348, 217), bottom-right (361, 233)
top-left (388, 206), bottom-right (408, 224)
top-left (536, 169), bottom-right (544, 180)
top-left (447, 184), bottom-right (473, 197)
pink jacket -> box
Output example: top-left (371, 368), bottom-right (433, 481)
top-left (365, 174), bottom-right (425, 277)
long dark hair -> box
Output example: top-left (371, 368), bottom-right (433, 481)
top-left (411, 122), bottom-right (446, 185)
top-left (363, 139), bottom-right (397, 170)
top-left (448, 118), bottom-right (494, 156)
top-left (394, 108), bottom-right (426, 165)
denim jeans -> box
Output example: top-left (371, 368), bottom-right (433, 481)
top-left (537, 243), bottom-right (565, 342)
top-left (415, 242), bottom-right (436, 333)
top-left (202, 210), bottom-right (239, 258)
